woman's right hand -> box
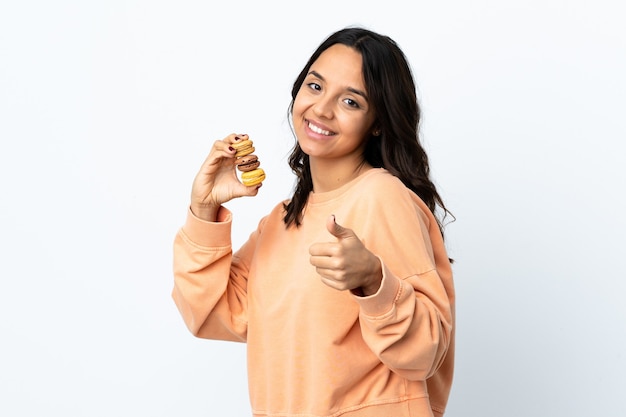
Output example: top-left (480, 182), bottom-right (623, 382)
top-left (190, 133), bottom-right (261, 221)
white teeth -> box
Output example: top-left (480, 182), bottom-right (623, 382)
top-left (308, 122), bottom-right (332, 136)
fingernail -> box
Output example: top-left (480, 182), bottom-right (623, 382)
top-left (234, 136), bottom-right (241, 141)
top-left (228, 146), bottom-right (235, 151)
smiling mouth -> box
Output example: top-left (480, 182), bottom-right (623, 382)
top-left (307, 120), bottom-right (334, 136)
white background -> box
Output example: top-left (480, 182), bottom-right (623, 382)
top-left (1, 1), bottom-right (625, 416)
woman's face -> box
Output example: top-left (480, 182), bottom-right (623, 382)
top-left (292, 44), bottom-right (376, 163)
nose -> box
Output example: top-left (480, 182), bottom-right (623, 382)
top-left (312, 95), bottom-right (334, 119)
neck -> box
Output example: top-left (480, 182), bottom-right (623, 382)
top-left (310, 156), bottom-right (372, 193)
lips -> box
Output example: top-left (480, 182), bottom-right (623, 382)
top-left (307, 120), bottom-right (335, 136)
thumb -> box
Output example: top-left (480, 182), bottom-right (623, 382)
top-left (326, 215), bottom-right (354, 240)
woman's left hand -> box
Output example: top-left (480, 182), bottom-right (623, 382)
top-left (309, 215), bottom-right (383, 296)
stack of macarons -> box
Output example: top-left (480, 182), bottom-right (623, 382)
top-left (232, 137), bottom-right (266, 187)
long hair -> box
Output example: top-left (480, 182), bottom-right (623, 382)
top-left (283, 27), bottom-right (454, 238)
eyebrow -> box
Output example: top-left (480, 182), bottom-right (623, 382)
top-left (307, 70), bottom-right (368, 100)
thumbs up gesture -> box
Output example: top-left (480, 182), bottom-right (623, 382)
top-left (309, 215), bottom-right (383, 296)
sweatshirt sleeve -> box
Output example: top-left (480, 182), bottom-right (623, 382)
top-left (355, 262), bottom-right (452, 381)
top-left (171, 206), bottom-right (253, 342)
top-left (350, 178), bottom-right (455, 384)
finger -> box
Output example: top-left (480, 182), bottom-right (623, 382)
top-left (320, 276), bottom-right (340, 290)
top-left (309, 242), bottom-right (341, 257)
top-left (206, 139), bottom-right (236, 159)
top-left (226, 133), bottom-right (249, 144)
top-left (319, 274), bottom-right (350, 291)
top-left (200, 142), bottom-right (237, 171)
top-left (326, 215), bottom-right (354, 240)
top-left (309, 253), bottom-right (342, 270)
top-left (239, 181), bottom-right (263, 196)
top-left (216, 139), bottom-right (239, 155)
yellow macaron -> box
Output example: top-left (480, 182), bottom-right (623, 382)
top-left (241, 168), bottom-right (266, 187)
top-left (232, 139), bottom-right (255, 158)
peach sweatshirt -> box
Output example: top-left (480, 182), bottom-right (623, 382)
top-left (173, 168), bottom-right (455, 417)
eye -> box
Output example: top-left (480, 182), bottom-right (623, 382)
top-left (306, 82), bottom-right (321, 91)
top-left (344, 98), bottom-right (360, 108)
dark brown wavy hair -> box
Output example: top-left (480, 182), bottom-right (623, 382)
top-left (283, 27), bottom-right (454, 239)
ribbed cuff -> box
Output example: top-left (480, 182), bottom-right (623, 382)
top-left (181, 206), bottom-right (232, 248)
top-left (354, 257), bottom-right (402, 317)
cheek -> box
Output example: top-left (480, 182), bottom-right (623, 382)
top-left (343, 116), bottom-right (372, 138)
top-left (292, 98), bottom-right (312, 135)
top-left (353, 114), bottom-right (376, 137)
top-left (292, 94), bottom-right (307, 118)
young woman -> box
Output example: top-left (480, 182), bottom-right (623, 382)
top-left (173, 27), bottom-right (455, 417)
